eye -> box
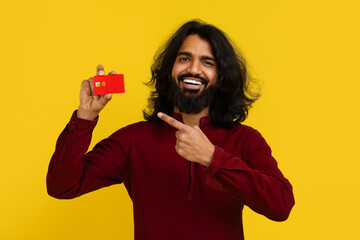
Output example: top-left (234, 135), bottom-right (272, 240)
top-left (203, 60), bottom-right (214, 67)
top-left (179, 57), bottom-right (189, 62)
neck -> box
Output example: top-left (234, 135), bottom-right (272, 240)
top-left (174, 107), bottom-right (209, 127)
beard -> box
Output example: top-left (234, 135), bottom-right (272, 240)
top-left (168, 77), bottom-right (218, 114)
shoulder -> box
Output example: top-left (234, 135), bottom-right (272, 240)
top-left (232, 123), bottom-right (258, 134)
top-left (220, 123), bottom-right (262, 140)
top-left (234, 124), bottom-right (271, 154)
top-left (236, 123), bottom-right (267, 140)
top-left (225, 123), bottom-right (269, 149)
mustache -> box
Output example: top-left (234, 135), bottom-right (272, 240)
top-left (177, 73), bottom-right (209, 85)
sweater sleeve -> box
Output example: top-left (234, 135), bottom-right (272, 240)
top-left (206, 130), bottom-right (295, 221)
top-left (46, 111), bottom-right (128, 199)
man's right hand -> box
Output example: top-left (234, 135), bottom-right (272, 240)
top-left (77, 65), bottom-right (116, 120)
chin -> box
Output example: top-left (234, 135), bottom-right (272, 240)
top-left (182, 89), bottom-right (203, 95)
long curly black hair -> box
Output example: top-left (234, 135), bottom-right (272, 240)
top-left (143, 20), bottom-right (260, 129)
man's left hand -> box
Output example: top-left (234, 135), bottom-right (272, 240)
top-left (157, 112), bottom-right (215, 167)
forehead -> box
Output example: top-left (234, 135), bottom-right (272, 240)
top-left (178, 34), bottom-right (214, 57)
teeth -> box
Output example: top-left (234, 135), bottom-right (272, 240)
top-left (183, 79), bottom-right (202, 85)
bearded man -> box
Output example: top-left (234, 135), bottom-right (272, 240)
top-left (47, 20), bottom-right (295, 240)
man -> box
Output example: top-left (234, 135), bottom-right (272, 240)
top-left (47, 20), bottom-right (295, 240)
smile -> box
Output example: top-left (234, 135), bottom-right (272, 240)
top-left (183, 79), bottom-right (202, 85)
top-left (180, 78), bottom-right (205, 92)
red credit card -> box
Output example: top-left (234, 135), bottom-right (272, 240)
top-left (93, 74), bottom-right (125, 95)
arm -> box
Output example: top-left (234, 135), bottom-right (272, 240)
top-left (47, 65), bottom-right (127, 199)
top-left (206, 130), bottom-right (295, 221)
top-left (46, 112), bottom-right (128, 199)
top-left (157, 112), bottom-right (294, 221)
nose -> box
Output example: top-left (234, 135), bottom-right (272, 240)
top-left (187, 59), bottom-right (202, 75)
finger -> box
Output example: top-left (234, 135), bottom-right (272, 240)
top-left (175, 144), bottom-right (180, 154)
top-left (88, 77), bottom-right (95, 95)
top-left (175, 131), bottom-right (187, 141)
top-left (97, 64), bottom-right (105, 75)
top-left (81, 80), bottom-right (92, 96)
top-left (102, 94), bottom-right (112, 102)
top-left (157, 112), bottom-right (187, 131)
top-left (108, 71), bottom-right (117, 75)
top-left (175, 131), bottom-right (185, 142)
top-left (175, 130), bottom-right (180, 139)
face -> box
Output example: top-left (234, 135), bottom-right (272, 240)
top-left (171, 34), bottom-right (218, 96)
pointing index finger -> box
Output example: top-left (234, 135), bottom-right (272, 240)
top-left (157, 112), bottom-right (186, 131)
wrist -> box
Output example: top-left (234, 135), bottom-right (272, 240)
top-left (201, 144), bottom-right (215, 167)
top-left (77, 107), bottom-right (99, 120)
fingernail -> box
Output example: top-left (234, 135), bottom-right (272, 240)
top-left (99, 70), bottom-right (105, 75)
top-left (157, 112), bottom-right (163, 118)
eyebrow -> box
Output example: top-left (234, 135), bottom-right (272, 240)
top-left (177, 51), bottom-right (216, 62)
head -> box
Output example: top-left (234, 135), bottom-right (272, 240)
top-left (169, 34), bottom-right (218, 114)
top-left (144, 20), bottom-right (260, 129)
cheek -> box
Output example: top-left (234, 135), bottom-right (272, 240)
top-left (171, 68), bottom-right (176, 79)
top-left (206, 70), bottom-right (218, 84)
top-left (171, 64), bottom-right (185, 80)
top-left (171, 64), bottom-right (179, 78)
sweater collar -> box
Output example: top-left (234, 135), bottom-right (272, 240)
top-left (171, 112), bottom-right (211, 127)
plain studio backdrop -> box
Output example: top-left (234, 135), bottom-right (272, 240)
top-left (1, 0), bottom-right (359, 239)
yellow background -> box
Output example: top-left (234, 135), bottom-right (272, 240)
top-left (1, 0), bottom-right (359, 239)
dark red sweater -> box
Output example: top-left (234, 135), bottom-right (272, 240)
top-left (47, 112), bottom-right (294, 240)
